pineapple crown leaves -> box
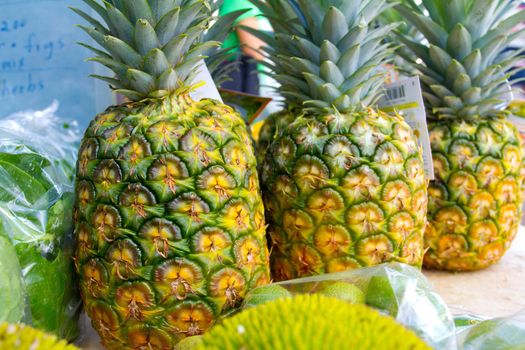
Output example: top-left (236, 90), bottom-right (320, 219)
top-left (395, 0), bottom-right (525, 120)
top-left (246, 0), bottom-right (400, 114)
top-left (71, 0), bottom-right (242, 101)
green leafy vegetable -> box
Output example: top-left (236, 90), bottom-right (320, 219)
top-left (0, 235), bottom-right (25, 323)
top-left (0, 111), bottom-right (81, 341)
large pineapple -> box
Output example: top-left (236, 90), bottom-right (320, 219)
top-left (250, 0), bottom-right (428, 280)
top-left (71, 1), bottom-right (270, 348)
top-left (395, 0), bottom-right (525, 271)
top-left (256, 107), bottom-right (296, 165)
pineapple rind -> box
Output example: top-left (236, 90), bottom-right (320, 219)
top-left (425, 118), bottom-right (524, 271)
top-left (261, 109), bottom-right (427, 280)
top-left (75, 95), bottom-right (270, 349)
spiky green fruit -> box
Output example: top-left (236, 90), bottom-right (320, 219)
top-left (196, 294), bottom-right (431, 350)
top-left (0, 323), bottom-right (78, 350)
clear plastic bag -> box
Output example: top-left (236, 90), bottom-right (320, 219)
top-left (0, 102), bottom-right (81, 341)
top-left (242, 263), bottom-right (457, 349)
top-left (456, 309), bottom-right (525, 350)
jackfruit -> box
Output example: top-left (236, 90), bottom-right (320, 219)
top-left (0, 323), bottom-right (78, 350)
top-left (196, 294), bottom-right (430, 350)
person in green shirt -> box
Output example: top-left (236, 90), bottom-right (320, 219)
top-left (219, 0), bottom-right (267, 95)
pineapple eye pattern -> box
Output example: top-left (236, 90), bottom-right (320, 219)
top-left (75, 99), bottom-right (270, 347)
top-left (425, 120), bottom-right (524, 271)
top-left (263, 112), bottom-right (428, 278)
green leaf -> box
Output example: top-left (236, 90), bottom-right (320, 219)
top-left (395, 4), bottom-right (448, 47)
top-left (81, 0), bottom-right (110, 23)
top-left (320, 41), bottom-right (340, 63)
top-left (303, 73), bottom-right (325, 100)
top-left (69, 6), bottom-right (109, 34)
top-left (296, 37), bottom-right (321, 63)
top-left (144, 48), bottom-right (170, 76)
top-left (462, 87), bottom-right (482, 105)
top-left (155, 8), bottom-right (180, 46)
top-left (134, 19), bottom-right (160, 56)
top-left (0, 153), bottom-right (52, 203)
top-left (127, 69), bottom-right (156, 95)
top-left (176, 1), bottom-right (206, 36)
top-left (149, 0), bottom-right (178, 22)
top-left (429, 45), bottom-right (452, 74)
top-left (103, 35), bottom-right (142, 68)
top-left (16, 243), bottom-right (79, 339)
top-left (338, 44), bottom-right (360, 77)
top-left (463, 49), bottom-right (482, 77)
top-left (338, 24), bottom-right (367, 52)
top-left (89, 74), bottom-right (124, 89)
top-left (107, 4), bottom-right (134, 44)
top-left (158, 68), bottom-right (180, 90)
top-left (123, 0), bottom-right (155, 26)
top-left (163, 34), bottom-right (189, 63)
top-left (452, 74), bottom-right (472, 95)
top-left (446, 59), bottom-right (467, 87)
top-left (447, 23), bottom-right (472, 61)
top-left (0, 235), bottom-right (25, 323)
top-left (322, 6), bottom-right (347, 44)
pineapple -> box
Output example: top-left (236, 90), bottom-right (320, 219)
top-left (395, 0), bottom-right (525, 271)
top-left (250, 0), bottom-right (428, 280)
top-left (71, 0), bottom-right (270, 348)
top-left (256, 108), bottom-right (296, 165)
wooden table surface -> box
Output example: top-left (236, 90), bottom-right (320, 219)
top-left (77, 228), bottom-right (525, 349)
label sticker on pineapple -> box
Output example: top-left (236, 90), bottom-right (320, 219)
top-left (378, 76), bottom-right (434, 180)
top-left (189, 60), bottom-right (223, 103)
top-left (498, 80), bottom-right (514, 109)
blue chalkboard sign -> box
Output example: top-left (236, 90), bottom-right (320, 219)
top-left (0, 0), bottom-right (113, 128)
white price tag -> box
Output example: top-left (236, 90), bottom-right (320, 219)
top-left (189, 60), bottom-right (223, 102)
top-left (508, 113), bottom-right (525, 139)
top-left (378, 76), bottom-right (435, 180)
top-left (498, 80), bottom-right (514, 110)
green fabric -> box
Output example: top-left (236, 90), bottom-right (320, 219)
top-left (220, 0), bottom-right (264, 53)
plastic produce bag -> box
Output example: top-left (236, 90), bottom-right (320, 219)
top-left (242, 263), bottom-right (457, 350)
top-left (0, 102), bottom-right (81, 340)
top-left (456, 310), bottom-right (525, 350)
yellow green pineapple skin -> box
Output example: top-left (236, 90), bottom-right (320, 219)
top-left (74, 95), bottom-right (270, 349)
top-left (256, 109), bottom-right (296, 165)
top-left (261, 109), bottom-right (427, 280)
top-left (425, 118), bottom-right (524, 271)
top-left (0, 323), bottom-right (78, 350)
top-left (392, 1), bottom-right (525, 271)
top-left (509, 101), bottom-right (525, 117)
